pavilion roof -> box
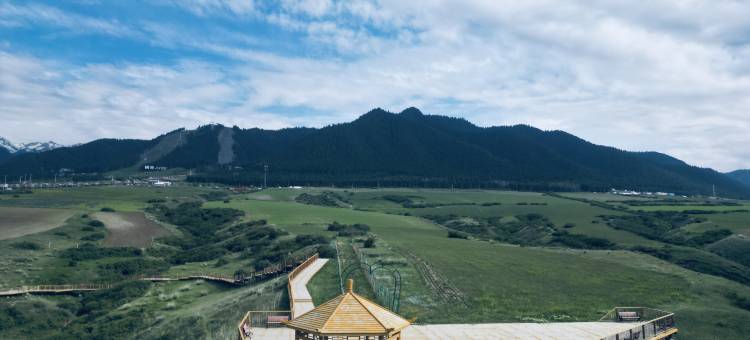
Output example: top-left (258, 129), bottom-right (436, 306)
top-left (285, 280), bottom-right (410, 335)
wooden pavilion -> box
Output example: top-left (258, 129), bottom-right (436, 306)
top-left (284, 279), bottom-right (411, 340)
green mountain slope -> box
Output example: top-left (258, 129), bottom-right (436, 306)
top-left (727, 170), bottom-right (750, 188)
top-left (0, 108), bottom-right (747, 197)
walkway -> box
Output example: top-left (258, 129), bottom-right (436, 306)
top-left (289, 258), bottom-right (328, 318)
top-left (242, 321), bottom-right (655, 340)
top-left (0, 284), bottom-right (111, 297)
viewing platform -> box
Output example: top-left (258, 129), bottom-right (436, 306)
top-left (238, 258), bottom-right (677, 340)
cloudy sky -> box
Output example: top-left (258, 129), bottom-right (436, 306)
top-left (1, 0), bottom-right (749, 171)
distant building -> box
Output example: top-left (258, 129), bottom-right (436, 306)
top-left (153, 180), bottom-right (172, 187)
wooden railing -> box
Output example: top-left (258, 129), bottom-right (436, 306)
top-left (287, 253), bottom-right (319, 317)
top-left (0, 252), bottom-right (320, 298)
top-left (235, 252), bottom-right (320, 339)
top-left (0, 283), bottom-right (112, 296)
top-left (237, 310), bottom-right (292, 340)
top-left (599, 307), bottom-right (677, 340)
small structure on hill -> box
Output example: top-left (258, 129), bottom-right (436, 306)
top-left (284, 279), bottom-right (411, 340)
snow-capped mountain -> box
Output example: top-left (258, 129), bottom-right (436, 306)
top-left (0, 137), bottom-right (19, 153)
top-left (0, 137), bottom-right (64, 154)
top-left (17, 141), bottom-right (65, 153)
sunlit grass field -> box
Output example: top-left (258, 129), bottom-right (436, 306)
top-left (1, 186), bottom-right (749, 339)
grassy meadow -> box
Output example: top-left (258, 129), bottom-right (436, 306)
top-left (0, 185), bottom-right (749, 339)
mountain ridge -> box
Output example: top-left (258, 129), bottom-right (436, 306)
top-left (0, 108), bottom-right (747, 197)
top-left (727, 170), bottom-right (750, 189)
top-left (0, 136), bottom-right (64, 155)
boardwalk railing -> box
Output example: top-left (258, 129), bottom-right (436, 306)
top-left (237, 310), bottom-right (292, 340)
top-left (599, 307), bottom-right (677, 340)
top-left (287, 253), bottom-right (319, 317)
top-left (237, 252), bottom-right (319, 339)
top-left (1, 252), bottom-right (319, 297)
top-left (0, 284), bottom-right (112, 297)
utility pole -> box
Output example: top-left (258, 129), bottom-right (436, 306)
top-left (263, 164), bottom-right (268, 189)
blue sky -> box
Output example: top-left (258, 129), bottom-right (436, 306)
top-left (1, 0), bottom-right (750, 171)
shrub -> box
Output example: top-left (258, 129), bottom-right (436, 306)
top-left (294, 234), bottom-right (329, 247)
top-left (327, 222), bottom-right (370, 236)
top-left (254, 259), bottom-right (272, 270)
top-left (81, 233), bottom-right (106, 241)
top-left (98, 258), bottom-right (169, 277)
top-left (59, 244), bottom-right (142, 261)
top-left (318, 244), bottom-right (336, 258)
top-left (364, 237), bottom-right (376, 248)
top-left (563, 223), bottom-right (576, 229)
top-left (447, 231), bottom-right (469, 239)
top-left (100, 207), bottom-right (115, 212)
top-left (726, 292), bottom-right (750, 311)
top-left (12, 241), bottom-right (41, 250)
top-left (88, 220), bottom-right (105, 227)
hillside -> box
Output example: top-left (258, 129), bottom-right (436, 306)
top-left (727, 170), bottom-right (750, 188)
top-left (0, 108), bottom-right (747, 197)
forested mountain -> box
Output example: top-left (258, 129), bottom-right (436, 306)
top-left (727, 170), bottom-right (750, 188)
top-left (0, 147), bottom-right (10, 162)
top-left (1, 108), bottom-right (748, 197)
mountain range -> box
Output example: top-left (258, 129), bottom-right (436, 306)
top-left (0, 137), bottom-right (64, 161)
top-left (0, 108), bottom-right (748, 197)
top-left (727, 170), bottom-right (750, 189)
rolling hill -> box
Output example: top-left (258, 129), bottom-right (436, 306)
top-left (727, 170), bottom-right (750, 188)
top-left (0, 108), bottom-right (747, 197)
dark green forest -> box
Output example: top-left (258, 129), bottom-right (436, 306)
top-left (1, 108), bottom-right (747, 197)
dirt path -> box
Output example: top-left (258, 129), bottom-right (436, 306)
top-left (95, 211), bottom-right (172, 247)
top-left (0, 207), bottom-right (76, 240)
top-left (401, 250), bottom-right (466, 303)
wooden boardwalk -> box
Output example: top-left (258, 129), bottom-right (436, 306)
top-left (0, 253), bottom-right (319, 297)
top-left (0, 284), bottom-right (112, 297)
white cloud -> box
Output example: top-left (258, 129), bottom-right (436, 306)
top-left (165, 0), bottom-right (256, 16)
top-left (0, 2), bottom-right (140, 38)
top-left (1, 0), bottom-right (750, 172)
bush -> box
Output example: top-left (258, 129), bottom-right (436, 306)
top-left (447, 231), bottom-right (469, 239)
top-left (80, 233), bottom-right (106, 241)
top-left (294, 234), bottom-right (329, 247)
top-left (99, 258), bottom-right (169, 277)
top-left (88, 220), bottom-right (105, 227)
top-left (318, 244), bottom-right (336, 258)
top-left (11, 241), bottom-right (41, 250)
top-left (551, 231), bottom-right (614, 249)
top-left (254, 259), bottom-right (272, 270)
top-left (327, 222), bottom-right (370, 236)
top-left (100, 207), bottom-right (116, 212)
top-left (563, 223), bottom-right (576, 229)
top-left (726, 292), bottom-right (750, 311)
top-left (59, 244), bottom-right (142, 261)
top-left (364, 237), bottom-right (376, 248)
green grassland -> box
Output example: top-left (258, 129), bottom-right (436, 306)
top-left (0, 185), bottom-right (214, 211)
top-left (210, 188), bottom-right (750, 338)
top-left (1, 186), bottom-right (750, 339)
